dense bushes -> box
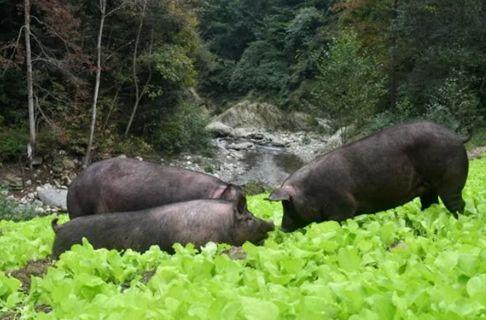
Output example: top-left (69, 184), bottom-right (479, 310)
top-left (0, 0), bottom-right (209, 163)
top-left (0, 190), bottom-right (39, 222)
top-left (312, 32), bottom-right (387, 134)
top-left (1, 0), bottom-right (485, 164)
top-left (0, 127), bottom-right (26, 162)
top-left (151, 103), bottom-right (211, 155)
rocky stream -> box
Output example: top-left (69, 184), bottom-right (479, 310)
top-left (1, 101), bottom-right (484, 214)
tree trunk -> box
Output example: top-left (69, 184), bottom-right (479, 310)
top-left (389, 0), bottom-right (399, 109)
top-left (84, 0), bottom-right (107, 167)
top-left (124, 0), bottom-right (148, 137)
top-left (24, 0), bottom-right (35, 169)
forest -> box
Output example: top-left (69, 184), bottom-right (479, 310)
top-left (1, 0), bottom-right (485, 165)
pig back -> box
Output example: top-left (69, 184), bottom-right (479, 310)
top-left (54, 200), bottom-right (238, 257)
top-left (285, 121), bottom-right (468, 214)
top-left (67, 158), bottom-right (226, 218)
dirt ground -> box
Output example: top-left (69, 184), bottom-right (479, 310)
top-left (8, 258), bottom-right (53, 293)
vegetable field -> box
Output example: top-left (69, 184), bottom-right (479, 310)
top-left (1, 159), bottom-right (486, 319)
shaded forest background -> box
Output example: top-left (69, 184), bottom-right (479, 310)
top-left (1, 0), bottom-right (485, 164)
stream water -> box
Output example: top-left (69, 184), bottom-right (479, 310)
top-left (214, 136), bottom-right (305, 187)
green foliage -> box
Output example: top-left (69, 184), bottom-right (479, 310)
top-left (98, 134), bottom-right (154, 158)
top-left (229, 41), bottom-right (289, 95)
top-left (0, 271), bottom-right (23, 311)
top-left (0, 0), bottom-right (206, 162)
top-left (364, 97), bottom-right (417, 134)
top-left (153, 45), bottom-right (198, 87)
top-left (1, 159), bottom-right (485, 318)
top-left (285, 7), bottom-right (323, 55)
top-left (0, 214), bottom-right (67, 271)
top-left (198, 55), bottom-right (237, 97)
top-left (199, 0), bottom-right (334, 103)
top-left (424, 72), bottom-right (482, 131)
top-left (2, 0), bottom-right (486, 164)
top-left (151, 103), bottom-right (211, 155)
top-left (313, 31), bottom-right (387, 132)
top-left (199, 0), bottom-right (262, 60)
top-left (466, 127), bottom-right (486, 150)
top-left (0, 127), bottom-right (27, 162)
top-left (365, 72), bottom-right (483, 136)
top-left (0, 190), bottom-right (40, 222)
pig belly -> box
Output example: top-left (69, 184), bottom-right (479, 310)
top-left (353, 167), bottom-right (427, 214)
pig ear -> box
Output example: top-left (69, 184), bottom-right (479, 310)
top-left (267, 188), bottom-right (292, 201)
top-left (232, 201), bottom-right (247, 221)
top-left (219, 184), bottom-right (242, 199)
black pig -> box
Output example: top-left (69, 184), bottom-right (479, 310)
top-left (268, 121), bottom-right (469, 231)
top-left (67, 158), bottom-right (245, 219)
top-left (52, 199), bottom-right (274, 258)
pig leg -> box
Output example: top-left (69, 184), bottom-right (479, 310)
top-left (420, 191), bottom-right (439, 210)
top-left (439, 191), bottom-right (465, 218)
top-left (437, 168), bottom-right (467, 217)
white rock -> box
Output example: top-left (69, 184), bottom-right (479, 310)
top-left (36, 186), bottom-right (67, 211)
top-left (227, 142), bottom-right (254, 151)
top-left (34, 207), bottom-right (46, 214)
top-left (205, 121), bottom-right (234, 137)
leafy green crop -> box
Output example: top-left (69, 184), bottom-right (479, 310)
top-left (1, 158), bottom-right (485, 319)
top-left (0, 215), bottom-right (68, 271)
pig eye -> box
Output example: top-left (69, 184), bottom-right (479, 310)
top-left (234, 208), bottom-right (248, 221)
top-left (237, 198), bottom-right (247, 213)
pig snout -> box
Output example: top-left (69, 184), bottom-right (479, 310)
top-left (233, 212), bottom-right (275, 246)
top-left (251, 217), bottom-right (275, 244)
top-left (260, 219), bottom-right (275, 233)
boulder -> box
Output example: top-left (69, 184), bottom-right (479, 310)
top-left (32, 156), bottom-right (43, 166)
top-left (36, 185), bottom-right (67, 211)
top-left (317, 126), bottom-right (348, 154)
top-left (232, 127), bottom-right (255, 139)
top-left (269, 137), bottom-right (288, 148)
top-left (1, 173), bottom-right (23, 190)
top-left (62, 158), bottom-right (76, 171)
top-left (205, 121), bottom-right (234, 137)
top-left (288, 111), bottom-right (317, 131)
top-left (227, 142), bottom-right (254, 151)
top-left (315, 117), bottom-right (333, 134)
top-left (213, 101), bottom-right (284, 129)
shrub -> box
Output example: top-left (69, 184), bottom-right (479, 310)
top-left (364, 97), bottom-right (417, 134)
top-left (0, 190), bottom-right (39, 222)
top-left (0, 127), bottom-right (27, 162)
top-left (98, 133), bottom-right (155, 158)
top-left (312, 31), bottom-right (387, 135)
top-left (424, 72), bottom-right (482, 131)
top-left (229, 41), bottom-right (289, 95)
top-left (152, 103), bottom-right (211, 155)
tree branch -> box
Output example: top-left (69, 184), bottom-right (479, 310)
top-left (1, 25), bottom-right (25, 77)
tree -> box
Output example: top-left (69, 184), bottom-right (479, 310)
top-left (125, 0), bottom-right (150, 136)
top-left (23, 0), bottom-right (35, 168)
top-left (84, 0), bottom-right (123, 167)
top-left (313, 31), bottom-right (386, 139)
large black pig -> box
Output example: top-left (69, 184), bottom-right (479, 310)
top-left (52, 199), bottom-right (274, 258)
top-left (268, 121), bottom-right (469, 232)
top-left (67, 158), bottom-right (245, 219)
